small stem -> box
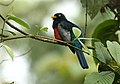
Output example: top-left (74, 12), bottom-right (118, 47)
top-left (0, 20), bottom-right (6, 42)
top-left (84, 0), bottom-right (88, 37)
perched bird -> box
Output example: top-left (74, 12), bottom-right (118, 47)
top-left (51, 13), bottom-right (88, 69)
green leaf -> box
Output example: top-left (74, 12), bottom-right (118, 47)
top-left (84, 71), bottom-right (115, 84)
top-left (3, 45), bottom-right (14, 61)
top-left (0, 0), bottom-right (14, 6)
top-left (41, 27), bottom-right (48, 32)
top-left (92, 19), bottom-right (119, 45)
top-left (35, 25), bottom-right (48, 32)
top-left (72, 27), bottom-right (81, 38)
top-left (115, 30), bottom-right (120, 42)
top-left (35, 25), bottom-right (42, 29)
top-left (95, 42), bottom-right (112, 64)
top-left (107, 41), bottom-right (120, 65)
top-left (81, 0), bottom-right (108, 19)
top-left (7, 15), bottom-right (30, 29)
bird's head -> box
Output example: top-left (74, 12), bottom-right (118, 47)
top-left (51, 13), bottom-right (67, 22)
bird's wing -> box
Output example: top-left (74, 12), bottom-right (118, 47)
top-left (57, 23), bottom-right (71, 42)
top-left (57, 22), bottom-right (76, 53)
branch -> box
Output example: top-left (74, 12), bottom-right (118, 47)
top-left (1, 35), bottom-right (91, 54)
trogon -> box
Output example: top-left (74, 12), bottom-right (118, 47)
top-left (51, 13), bottom-right (89, 69)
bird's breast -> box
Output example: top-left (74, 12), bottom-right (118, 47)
top-left (54, 28), bottom-right (61, 40)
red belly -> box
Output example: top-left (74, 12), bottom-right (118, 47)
top-left (54, 28), bottom-right (61, 40)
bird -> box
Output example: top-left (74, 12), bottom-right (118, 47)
top-left (51, 13), bottom-right (89, 69)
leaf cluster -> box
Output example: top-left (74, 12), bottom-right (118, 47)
top-left (80, 0), bottom-right (120, 84)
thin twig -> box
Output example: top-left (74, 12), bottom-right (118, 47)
top-left (0, 20), bottom-right (6, 42)
top-left (0, 46), bottom-right (33, 64)
top-left (84, 0), bottom-right (88, 37)
top-left (0, 34), bottom-right (9, 37)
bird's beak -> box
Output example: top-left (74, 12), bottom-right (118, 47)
top-left (51, 15), bottom-right (57, 19)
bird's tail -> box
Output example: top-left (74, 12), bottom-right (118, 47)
top-left (76, 49), bottom-right (89, 69)
top-left (73, 39), bottom-right (89, 69)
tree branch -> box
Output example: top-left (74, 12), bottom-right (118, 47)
top-left (1, 35), bottom-right (91, 54)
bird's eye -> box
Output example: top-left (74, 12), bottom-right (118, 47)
top-left (58, 14), bottom-right (61, 17)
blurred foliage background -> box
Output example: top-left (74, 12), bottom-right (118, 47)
top-left (0, 0), bottom-right (114, 84)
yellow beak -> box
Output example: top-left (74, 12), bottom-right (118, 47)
top-left (51, 16), bottom-right (57, 19)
